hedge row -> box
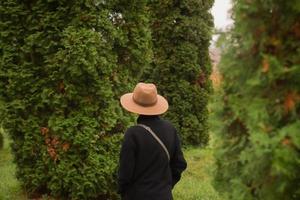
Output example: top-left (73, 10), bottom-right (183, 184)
top-left (214, 0), bottom-right (300, 199)
top-left (0, 0), bottom-right (213, 199)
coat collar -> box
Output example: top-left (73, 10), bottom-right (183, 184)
top-left (137, 115), bottom-right (160, 124)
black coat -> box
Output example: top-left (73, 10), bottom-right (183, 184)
top-left (118, 115), bottom-right (187, 200)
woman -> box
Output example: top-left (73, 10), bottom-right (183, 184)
top-left (118, 82), bottom-right (187, 200)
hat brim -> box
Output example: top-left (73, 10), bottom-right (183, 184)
top-left (120, 93), bottom-right (169, 115)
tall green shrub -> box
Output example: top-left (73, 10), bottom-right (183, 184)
top-left (0, 1), bottom-right (123, 199)
top-left (113, 0), bottom-right (152, 81)
top-left (214, 1), bottom-right (300, 199)
top-left (145, 0), bottom-right (214, 145)
top-left (109, 0), bottom-right (153, 133)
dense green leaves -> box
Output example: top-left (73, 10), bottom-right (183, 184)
top-left (0, 0), bottom-right (133, 199)
top-left (0, 0), bottom-right (212, 199)
top-left (109, 0), bottom-right (153, 133)
top-left (145, 0), bottom-right (214, 146)
top-left (214, 0), bottom-right (300, 199)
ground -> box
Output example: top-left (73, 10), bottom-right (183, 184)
top-left (0, 134), bottom-right (26, 200)
top-left (0, 133), bottom-right (224, 200)
top-left (173, 147), bottom-right (224, 200)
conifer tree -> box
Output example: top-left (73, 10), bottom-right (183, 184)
top-left (113, 0), bottom-right (152, 81)
top-left (0, 1), bottom-right (123, 199)
top-left (145, 0), bottom-right (214, 145)
top-left (109, 0), bottom-right (153, 133)
top-left (214, 1), bottom-right (300, 199)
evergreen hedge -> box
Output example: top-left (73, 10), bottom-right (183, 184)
top-left (214, 0), bottom-right (300, 199)
top-left (0, 0), bottom-right (212, 198)
top-left (0, 1), bottom-right (128, 199)
top-left (145, 0), bottom-right (214, 145)
top-left (109, 0), bottom-right (153, 133)
top-left (113, 0), bottom-right (152, 81)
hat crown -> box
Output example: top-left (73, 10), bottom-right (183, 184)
top-left (133, 83), bottom-right (158, 106)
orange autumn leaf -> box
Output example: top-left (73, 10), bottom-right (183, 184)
top-left (284, 91), bottom-right (299, 113)
top-left (62, 143), bottom-right (70, 152)
top-left (262, 58), bottom-right (269, 73)
top-left (45, 138), bottom-right (51, 145)
top-left (281, 138), bottom-right (292, 147)
top-left (51, 136), bottom-right (60, 147)
top-left (197, 73), bottom-right (206, 87)
top-left (40, 127), bottom-right (49, 136)
top-left (47, 146), bottom-right (57, 160)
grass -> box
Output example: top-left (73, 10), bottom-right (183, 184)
top-left (0, 132), bottom-right (27, 200)
top-left (173, 145), bottom-right (224, 200)
top-left (0, 132), bottom-right (224, 200)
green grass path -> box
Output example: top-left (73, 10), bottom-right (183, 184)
top-left (0, 134), bottom-right (26, 200)
top-left (173, 147), bottom-right (223, 200)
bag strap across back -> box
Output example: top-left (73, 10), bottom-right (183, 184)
top-left (137, 124), bottom-right (170, 162)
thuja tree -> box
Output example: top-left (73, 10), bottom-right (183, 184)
top-left (0, 1), bottom-right (125, 199)
top-left (109, 0), bottom-right (153, 133)
top-left (214, 0), bottom-right (300, 199)
top-left (113, 0), bottom-right (152, 82)
top-left (145, 0), bottom-right (214, 145)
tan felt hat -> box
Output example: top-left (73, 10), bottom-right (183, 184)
top-left (120, 82), bottom-right (169, 115)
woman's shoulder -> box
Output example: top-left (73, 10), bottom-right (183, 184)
top-left (124, 125), bottom-right (144, 137)
top-left (160, 118), bottom-right (176, 131)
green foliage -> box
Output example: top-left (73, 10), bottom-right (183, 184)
top-left (0, 132), bottom-right (3, 150)
top-left (113, 0), bottom-right (152, 80)
top-left (109, 0), bottom-right (153, 133)
top-left (0, 124), bottom-right (3, 150)
top-left (2, 139), bottom-right (226, 200)
top-left (145, 0), bottom-right (214, 146)
top-left (214, 0), bottom-right (300, 199)
top-left (0, 0), bottom-right (212, 198)
top-left (0, 1), bottom-right (134, 199)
